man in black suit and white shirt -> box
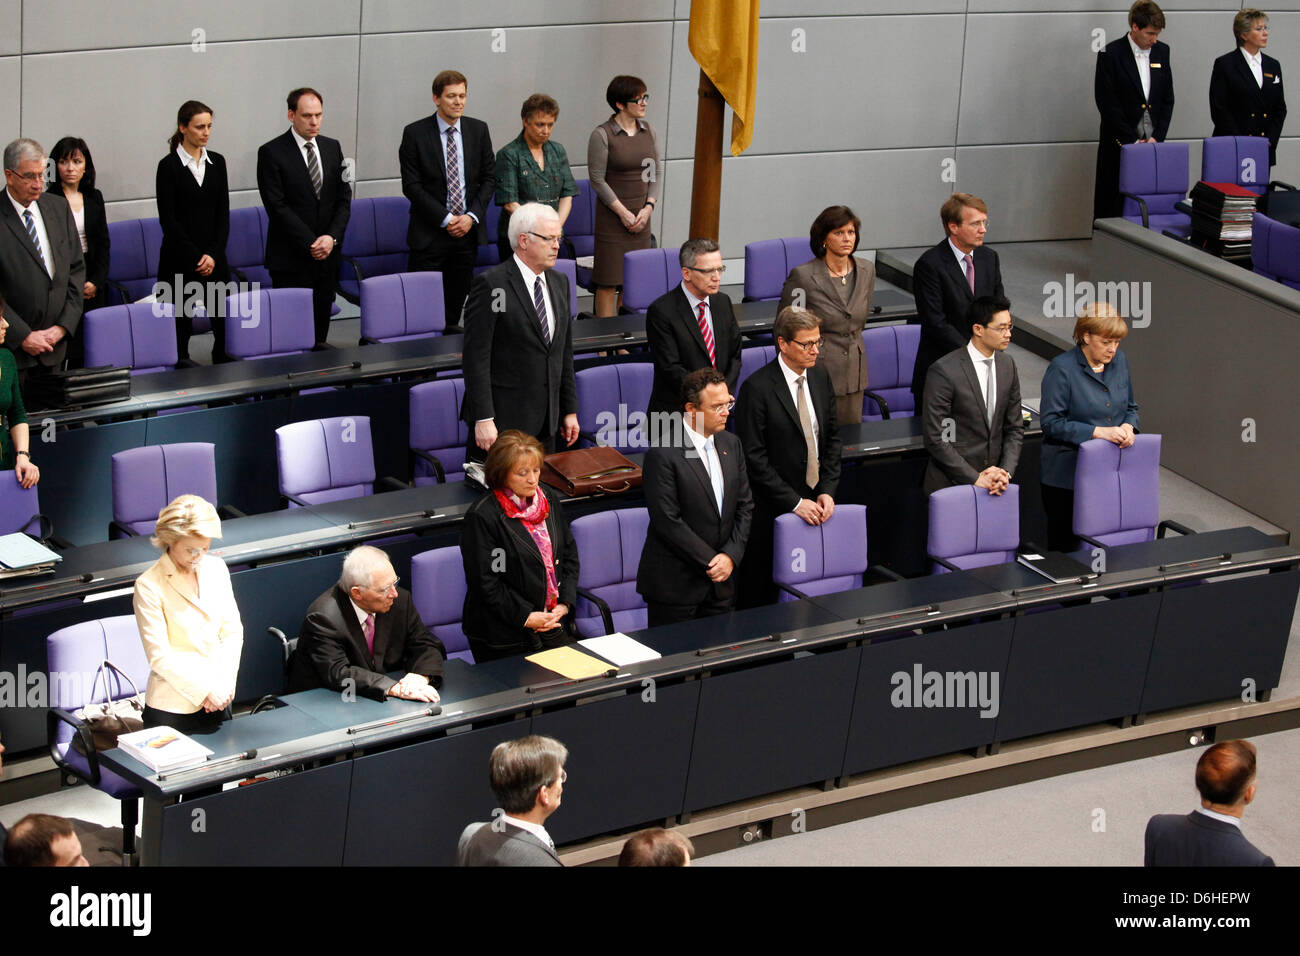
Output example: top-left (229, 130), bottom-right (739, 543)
top-left (1094, 1), bottom-right (1174, 219)
top-left (910, 193), bottom-right (1003, 404)
top-left (462, 203), bottom-right (577, 461)
top-left (921, 295), bottom-right (1023, 496)
top-left (458, 735), bottom-right (567, 867)
top-left (399, 69), bottom-right (495, 329)
top-left (289, 545), bottom-right (445, 702)
top-left (256, 88), bottom-right (352, 348)
top-left (637, 368), bottom-right (753, 627)
top-left (645, 238), bottom-right (743, 419)
top-left (0, 138), bottom-right (85, 377)
top-left (1145, 739), bottom-right (1275, 866)
top-left (735, 306), bottom-right (842, 607)
top-left (1209, 9), bottom-right (1287, 167)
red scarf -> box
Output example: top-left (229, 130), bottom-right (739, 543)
top-left (493, 489), bottom-right (559, 610)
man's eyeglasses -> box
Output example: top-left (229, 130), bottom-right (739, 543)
top-left (788, 338), bottom-right (822, 352)
top-left (706, 399), bottom-right (736, 414)
top-left (528, 232), bottom-right (564, 247)
top-left (686, 265), bottom-right (727, 277)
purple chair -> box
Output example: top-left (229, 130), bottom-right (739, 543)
top-left (1073, 434), bottom-right (1192, 549)
top-left (575, 362), bottom-right (654, 453)
top-left (570, 508), bottom-right (650, 637)
top-left (569, 180), bottom-right (598, 290)
top-left (1118, 142), bottom-right (1191, 237)
top-left (621, 248), bottom-right (678, 313)
top-left (226, 205), bottom-right (272, 289)
top-left (1251, 213), bottom-right (1300, 292)
top-left (410, 547), bottom-right (475, 664)
top-left (46, 616), bottom-right (147, 863)
top-left (359, 271), bottom-right (446, 343)
top-left (409, 378), bottom-right (468, 484)
top-left (0, 472), bottom-right (59, 541)
top-left (743, 237), bottom-right (814, 301)
top-left (773, 504), bottom-right (898, 600)
top-left (109, 443), bottom-right (243, 539)
top-left (738, 345), bottom-right (777, 393)
top-left (106, 217), bottom-right (164, 305)
top-left (1200, 136), bottom-right (1294, 196)
top-left (338, 196), bottom-right (411, 303)
top-left (223, 287), bottom-right (315, 359)
top-left (275, 415), bottom-right (405, 507)
top-left (927, 484), bottom-right (1021, 574)
top-left (473, 202), bottom-right (504, 274)
top-left (553, 258), bottom-right (579, 317)
top-left (862, 324), bottom-right (921, 420)
top-left (83, 302), bottom-right (179, 374)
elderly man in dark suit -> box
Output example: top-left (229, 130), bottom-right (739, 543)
top-left (735, 306), bottom-right (842, 607)
top-left (1210, 9), bottom-right (1287, 167)
top-left (1145, 739), bottom-right (1275, 866)
top-left (645, 238), bottom-right (743, 419)
top-left (289, 545), bottom-right (445, 702)
top-left (910, 193), bottom-right (1003, 404)
top-left (921, 295), bottom-right (1023, 496)
top-left (638, 367), bottom-right (753, 627)
top-left (398, 69), bottom-right (495, 329)
top-left (1094, 1), bottom-right (1174, 219)
top-left (458, 735), bottom-right (567, 867)
top-left (0, 138), bottom-right (85, 378)
top-left (462, 202), bottom-right (577, 461)
top-left (256, 87), bottom-right (352, 348)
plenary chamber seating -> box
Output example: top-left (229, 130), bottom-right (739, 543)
top-left (570, 508), bottom-right (650, 637)
top-left (927, 484), bottom-right (1020, 573)
top-left (1118, 141), bottom-right (1191, 238)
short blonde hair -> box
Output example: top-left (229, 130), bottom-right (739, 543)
top-left (151, 494), bottom-right (221, 550)
top-left (1073, 301), bottom-right (1129, 343)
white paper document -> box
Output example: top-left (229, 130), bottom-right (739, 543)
top-left (578, 633), bottom-right (661, 667)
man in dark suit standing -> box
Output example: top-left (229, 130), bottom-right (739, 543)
top-left (462, 203), bottom-right (577, 461)
top-left (256, 88), bottom-right (352, 348)
top-left (1094, 2), bottom-right (1174, 220)
top-left (910, 193), bottom-right (1003, 404)
top-left (645, 238), bottom-right (743, 419)
top-left (458, 735), bottom-right (567, 867)
top-left (1209, 9), bottom-right (1286, 168)
top-left (289, 545), bottom-right (445, 702)
top-left (735, 307), bottom-right (842, 607)
top-left (638, 368), bottom-right (753, 627)
top-left (399, 69), bottom-right (495, 329)
top-left (921, 295), bottom-right (1023, 496)
top-left (1145, 739), bottom-right (1275, 866)
top-left (1, 138), bottom-right (85, 378)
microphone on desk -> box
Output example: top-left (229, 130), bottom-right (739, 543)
top-left (157, 748), bottom-right (258, 780)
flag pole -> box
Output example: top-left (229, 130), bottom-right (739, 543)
top-left (689, 68), bottom-right (725, 241)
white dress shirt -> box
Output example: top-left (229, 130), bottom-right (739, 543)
top-left (1241, 47), bottom-right (1264, 88)
top-left (1128, 35), bottom-right (1152, 99)
top-left (290, 127), bottom-right (323, 178)
top-left (1195, 806), bottom-right (1243, 828)
top-left (176, 143), bottom-right (211, 186)
top-left (778, 353), bottom-right (818, 452)
top-left (7, 190), bottom-right (53, 278)
top-left (502, 815), bottom-right (555, 850)
top-left (683, 420), bottom-right (724, 514)
top-left (435, 113), bottom-right (478, 227)
top-left (967, 340), bottom-right (996, 423)
top-left (514, 253), bottom-right (555, 343)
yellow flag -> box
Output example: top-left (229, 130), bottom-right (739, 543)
top-left (688, 0), bottom-right (761, 156)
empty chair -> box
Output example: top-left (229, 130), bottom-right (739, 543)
top-left (473, 202), bottom-right (504, 274)
top-left (575, 362), bottom-right (654, 453)
top-left (927, 484), bottom-right (1021, 573)
top-left (570, 508), bottom-right (650, 636)
top-left (105, 217), bottom-right (164, 305)
top-left (568, 179), bottom-right (598, 290)
top-left (620, 248), bottom-right (678, 313)
top-left (410, 546), bottom-right (475, 664)
top-left (110, 442), bottom-right (242, 538)
top-left (773, 504), bottom-right (896, 600)
top-left (862, 324), bottom-right (921, 420)
top-left (1073, 434), bottom-right (1192, 549)
top-left (338, 196), bottom-right (412, 303)
top-left (1118, 142), bottom-right (1191, 237)
top-left (1200, 136), bottom-right (1292, 195)
top-left (409, 378), bottom-right (469, 484)
top-left (1251, 213), bottom-right (1300, 292)
top-left (82, 302), bottom-right (179, 374)
top-left (0, 472), bottom-right (60, 542)
top-left (275, 415), bottom-right (405, 507)
top-left (226, 205), bottom-right (272, 288)
top-left (359, 271), bottom-right (446, 343)
top-left (223, 287), bottom-right (315, 359)
top-left (552, 258), bottom-right (579, 318)
top-left (742, 237), bottom-right (814, 301)
top-left (738, 344), bottom-right (777, 392)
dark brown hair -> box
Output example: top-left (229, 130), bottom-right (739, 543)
top-left (521, 93), bottom-right (559, 121)
top-left (606, 75), bottom-right (647, 112)
top-left (1195, 740), bottom-right (1257, 805)
top-left (1129, 1), bottom-right (1165, 30)
top-left (810, 205), bottom-right (861, 258)
top-left (681, 367), bottom-right (727, 411)
top-left (483, 430), bottom-right (545, 492)
top-left (940, 192), bottom-right (987, 232)
top-left (47, 137), bottom-right (97, 193)
top-left (433, 70), bottom-right (467, 97)
top-left (618, 827), bottom-right (694, 866)
top-left (3, 813), bottom-right (75, 866)
top-left (287, 87), bottom-right (323, 112)
top-left (169, 100), bottom-right (213, 151)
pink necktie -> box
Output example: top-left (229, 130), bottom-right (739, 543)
top-left (697, 302), bottom-right (716, 367)
top-left (963, 254), bottom-right (975, 294)
top-left (363, 613), bottom-right (376, 661)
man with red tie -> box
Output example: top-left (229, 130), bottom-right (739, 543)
top-left (645, 238), bottom-right (743, 421)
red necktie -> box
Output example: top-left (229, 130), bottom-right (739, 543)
top-left (696, 302), bottom-right (716, 367)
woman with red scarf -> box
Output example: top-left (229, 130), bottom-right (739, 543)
top-left (460, 431), bottom-right (580, 662)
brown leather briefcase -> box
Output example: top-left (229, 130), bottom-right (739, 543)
top-left (540, 446), bottom-right (642, 497)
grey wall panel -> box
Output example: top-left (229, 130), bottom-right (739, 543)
top-left (0, 0), bottom-right (18, 55)
top-left (1276, 138), bottom-right (1300, 185)
top-left (362, 0), bottom-right (672, 33)
top-left (954, 143), bottom-right (1096, 241)
top-left (1165, 12), bottom-right (1238, 142)
top-left (21, 38), bottom-right (360, 202)
top-left (352, 178), bottom-right (404, 199)
top-left (0, 58), bottom-right (17, 136)
top-left (105, 199), bottom-right (158, 223)
top-left (21, 0), bottom-right (362, 53)
top-left (355, 25), bottom-right (673, 185)
top-left (757, 1), bottom-right (966, 12)
top-left (971, 0), bottom-right (1233, 9)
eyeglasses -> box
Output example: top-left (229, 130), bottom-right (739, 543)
top-left (706, 399), bottom-right (736, 414)
top-left (631, 94), bottom-right (650, 105)
top-left (528, 232), bottom-right (564, 246)
top-left (686, 265), bottom-right (727, 277)
top-left (179, 546), bottom-right (208, 559)
top-left (6, 170), bottom-right (42, 183)
top-left (983, 324), bottom-right (1014, 335)
top-left (965, 218), bottom-right (990, 230)
top-left (367, 579), bottom-right (399, 594)
top-left (788, 338), bottom-right (822, 352)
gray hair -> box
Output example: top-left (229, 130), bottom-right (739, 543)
top-left (340, 545), bottom-right (391, 592)
top-left (679, 238), bottom-right (719, 269)
top-left (508, 202), bottom-right (560, 252)
top-left (3, 138), bottom-right (44, 172)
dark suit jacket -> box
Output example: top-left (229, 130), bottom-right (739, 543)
top-left (1145, 812), bottom-right (1275, 867)
top-left (461, 259), bottom-right (576, 438)
top-left (922, 345), bottom-right (1023, 495)
top-left (735, 358), bottom-right (841, 511)
top-left (460, 486), bottom-right (579, 662)
top-left (457, 821), bottom-right (562, 867)
top-left (646, 286), bottom-right (743, 416)
top-left (398, 114), bottom-right (495, 251)
top-left (637, 429), bottom-right (753, 608)
top-left (1210, 49), bottom-right (1287, 166)
top-left (155, 149), bottom-right (230, 287)
top-left (1094, 37), bottom-right (1174, 218)
top-left (779, 258), bottom-right (876, 398)
top-left (0, 191), bottom-right (86, 369)
top-left (910, 240), bottom-right (1003, 398)
top-left (77, 187), bottom-right (110, 297)
top-left (256, 130), bottom-right (352, 272)
top-left (288, 584), bottom-right (446, 701)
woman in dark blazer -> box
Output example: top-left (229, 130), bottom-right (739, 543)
top-left (47, 137), bottom-right (109, 318)
top-left (778, 205), bottom-right (876, 424)
top-left (1039, 302), bottom-right (1139, 552)
top-left (460, 430), bottom-right (579, 663)
top-left (156, 100), bottom-right (230, 363)
top-left (1209, 9), bottom-right (1287, 167)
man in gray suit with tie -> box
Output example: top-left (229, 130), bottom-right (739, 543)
top-left (921, 295), bottom-right (1023, 496)
top-left (458, 735), bottom-right (568, 867)
top-left (0, 138), bottom-right (85, 378)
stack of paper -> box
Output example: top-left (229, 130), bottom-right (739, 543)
top-left (0, 532), bottom-right (62, 580)
top-left (116, 726), bottom-right (214, 774)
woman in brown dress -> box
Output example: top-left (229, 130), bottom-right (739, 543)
top-left (587, 75), bottom-right (663, 317)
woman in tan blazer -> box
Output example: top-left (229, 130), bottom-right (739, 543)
top-left (778, 206), bottom-right (876, 424)
top-left (133, 494), bottom-right (243, 734)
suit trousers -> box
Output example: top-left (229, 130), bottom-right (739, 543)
top-left (271, 266), bottom-right (336, 346)
top-left (647, 590), bottom-right (734, 628)
top-left (409, 232), bottom-right (478, 329)
top-left (1041, 482), bottom-right (1077, 553)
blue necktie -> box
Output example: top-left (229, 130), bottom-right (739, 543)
top-left (23, 209), bottom-right (47, 272)
top-left (533, 276), bottom-right (551, 345)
